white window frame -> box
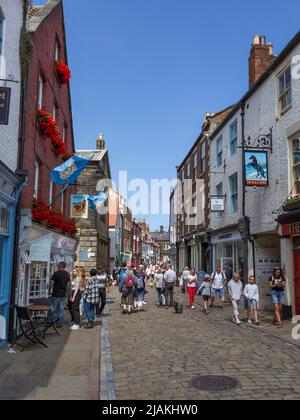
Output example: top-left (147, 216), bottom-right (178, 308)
top-left (49, 181), bottom-right (53, 206)
top-left (229, 173), bottom-right (238, 214)
top-left (216, 136), bottom-right (223, 168)
top-left (292, 138), bottom-right (300, 194)
top-left (278, 65), bottom-right (292, 116)
top-left (229, 120), bottom-right (238, 156)
top-left (201, 141), bottom-right (206, 173)
top-left (37, 75), bottom-right (44, 109)
top-left (33, 161), bottom-right (39, 199)
top-left (54, 41), bottom-right (59, 62)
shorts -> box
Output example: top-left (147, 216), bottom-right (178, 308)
top-left (203, 295), bottom-right (210, 302)
top-left (213, 288), bottom-right (224, 298)
top-left (271, 290), bottom-right (285, 305)
top-left (247, 298), bottom-right (258, 309)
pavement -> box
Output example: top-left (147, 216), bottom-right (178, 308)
top-left (1, 287), bottom-right (300, 400)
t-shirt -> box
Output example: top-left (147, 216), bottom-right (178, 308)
top-left (164, 269), bottom-right (176, 284)
top-left (244, 284), bottom-right (259, 301)
top-left (155, 274), bottom-right (164, 288)
top-left (269, 276), bottom-right (285, 292)
top-left (97, 274), bottom-right (108, 289)
top-left (71, 277), bottom-right (80, 291)
top-left (201, 281), bottom-right (211, 297)
top-left (228, 280), bottom-right (243, 301)
top-left (211, 272), bottom-right (226, 289)
top-left (187, 274), bottom-right (197, 288)
top-left (51, 270), bottom-right (70, 298)
top-left (183, 270), bottom-right (190, 280)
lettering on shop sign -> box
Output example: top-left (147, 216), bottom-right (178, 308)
top-left (0, 87), bottom-right (11, 125)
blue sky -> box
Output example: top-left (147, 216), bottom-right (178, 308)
top-left (34, 0), bottom-right (300, 229)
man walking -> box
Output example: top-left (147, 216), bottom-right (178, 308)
top-left (210, 266), bottom-right (227, 308)
top-left (49, 262), bottom-right (70, 328)
top-left (96, 267), bottom-right (109, 317)
top-left (83, 269), bottom-right (100, 329)
top-left (164, 265), bottom-right (176, 309)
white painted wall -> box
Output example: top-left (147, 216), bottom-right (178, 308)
top-left (0, 0), bottom-right (23, 172)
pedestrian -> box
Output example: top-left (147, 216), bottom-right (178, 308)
top-left (95, 267), bottom-right (109, 317)
top-left (135, 265), bottom-right (146, 311)
top-left (244, 276), bottom-right (260, 325)
top-left (164, 264), bottom-right (176, 309)
top-left (79, 267), bottom-right (87, 317)
top-left (118, 262), bottom-right (128, 307)
top-left (49, 262), bottom-right (70, 328)
top-left (187, 268), bottom-right (197, 310)
top-left (269, 267), bottom-right (286, 329)
top-left (83, 269), bottom-right (101, 329)
top-left (228, 273), bottom-right (243, 326)
top-left (154, 268), bottom-right (164, 307)
top-left (182, 267), bottom-right (190, 294)
top-left (199, 274), bottom-right (212, 315)
top-left (69, 268), bottom-right (82, 330)
top-left (119, 269), bottom-right (135, 315)
top-left (210, 266), bottom-right (227, 308)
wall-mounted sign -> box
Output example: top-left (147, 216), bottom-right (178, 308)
top-left (0, 87), bottom-right (11, 125)
top-left (71, 195), bottom-right (88, 219)
top-left (211, 197), bottom-right (225, 212)
top-left (245, 151), bottom-right (269, 187)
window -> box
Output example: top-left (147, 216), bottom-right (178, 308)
top-left (216, 183), bottom-right (223, 218)
top-left (61, 191), bottom-right (64, 213)
top-left (279, 66), bottom-right (292, 115)
top-left (186, 161), bottom-right (191, 178)
top-left (229, 173), bottom-right (238, 214)
top-left (193, 152), bottom-right (197, 180)
top-left (33, 162), bottom-right (39, 199)
top-left (216, 136), bottom-right (223, 168)
top-left (0, 9), bottom-right (4, 56)
top-left (201, 142), bottom-right (206, 173)
top-left (293, 139), bottom-right (300, 193)
top-left (49, 181), bottom-right (53, 206)
top-left (54, 41), bottom-right (59, 62)
top-left (37, 75), bottom-right (44, 109)
top-left (62, 124), bottom-right (67, 143)
top-left (229, 121), bottom-right (238, 156)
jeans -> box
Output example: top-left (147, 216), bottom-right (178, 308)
top-left (165, 283), bottom-right (174, 307)
top-left (49, 297), bottom-right (66, 324)
top-left (95, 289), bottom-right (107, 315)
top-left (68, 291), bottom-right (81, 325)
top-left (84, 301), bottom-right (97, 322)
top-left (232, 299), bottom-right (241, 318)
top-left (156, 288), bottom-right (164, 305)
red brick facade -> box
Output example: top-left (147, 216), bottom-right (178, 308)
top-left (21, 2), bottom-right (75, 218)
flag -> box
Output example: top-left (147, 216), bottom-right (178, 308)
top-left (88, 192), bottom-right (107, 210)
top-left (51, 156), bottom-right (89, 185)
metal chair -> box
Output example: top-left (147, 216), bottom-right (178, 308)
top-left (12, 306), bottom-right (48, 352)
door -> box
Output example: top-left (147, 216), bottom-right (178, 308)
top-left (294, 250), bottom-right (300, 315)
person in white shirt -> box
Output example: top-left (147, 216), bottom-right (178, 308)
top-left (228, 273), bottom-right (243, 325)
top-left (244, 276), bottom-right (260, 325)
top-left (187, 268), bottom-right (197, 310)
top-left (164, 265), bottom-right (176, 309)
top-left (210, 267), bottom-right (227, 309)
top-left (182, 267), bottom-right (190, 293)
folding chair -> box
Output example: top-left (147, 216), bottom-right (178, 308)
top-left (12, 306), bottom-right (48, 352)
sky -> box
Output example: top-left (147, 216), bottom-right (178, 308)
top-left (33, 0), bottom-right (300, 230)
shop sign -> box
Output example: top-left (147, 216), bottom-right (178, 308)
top-left (211, 197), bottom-right (225, 212)
top-left (0, 200), bottom-right (10, 235)
top-left (245, 151), bottom-right (269, 187)
top-left (71, 195), bottom-right (89, 219)
top-left (0, 87), bottom-right (11, 125)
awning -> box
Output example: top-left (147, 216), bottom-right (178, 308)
top-left (277, 210), bottom-right (300, 225)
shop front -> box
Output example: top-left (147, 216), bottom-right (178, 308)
top-left (210, 230), bottom-right (243, 274)
top-left (16, 223), bottom-right (78, 307)
top-left (0, 162), bottom-right (24, 348)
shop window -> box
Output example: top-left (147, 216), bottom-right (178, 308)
top-left (229, 173), bottom-right (238, 214)
top-left (29, 262), bottom-right (48, 300)
top-left (292, 139), bottom-right (300, 193)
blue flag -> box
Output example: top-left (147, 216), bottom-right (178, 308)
top-left (88, 192), bottom-right (107, 210)
top-left (51, 156), bottom-right (89, 185)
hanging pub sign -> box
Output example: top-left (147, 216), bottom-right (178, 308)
top-left (245, 150), bottom-right (269, 187)
top-left (71, 195), bottom-right (89, 219)
top-left (211, 197), bottom-right (225, 213)
top-left (0, 87), bottom-right (11, 125)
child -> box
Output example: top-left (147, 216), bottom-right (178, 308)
top-left (228, 273), bottom-right (243, 325)
top-left (244, 276), bottom-right (260, 325)
top-left (199, 274), bottom-right (212, 315)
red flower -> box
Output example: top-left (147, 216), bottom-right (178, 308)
top-left (56, 61), bottom-right (71, 85)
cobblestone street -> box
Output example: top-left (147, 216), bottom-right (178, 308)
top-left (106, 288), bottom-right (300, 401)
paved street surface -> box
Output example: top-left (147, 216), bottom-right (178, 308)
top-left (108, 288), bottom-right (300, 401)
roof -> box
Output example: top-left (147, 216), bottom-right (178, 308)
top-left (27, 0), bottom-right (61, 33)
top-left (210, 30), bottom-right (300, 141)
top-left (75, 150), bottom-right (107, 162)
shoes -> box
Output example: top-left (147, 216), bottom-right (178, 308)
top-left (191, 306), bottom-right (196, 310)
top-left (236, 320), bottom-right (242, 326)
top-left (84, 322), bottom-right (94, 329)
top-left (70, 324), bottom-right (80, 330)
top-left (248, 320), bottom-right (253, 325)
top-left (143, 301), bottom-right (147, 305)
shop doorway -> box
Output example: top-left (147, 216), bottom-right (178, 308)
top-left (294, 250), bottom-right (300, 315)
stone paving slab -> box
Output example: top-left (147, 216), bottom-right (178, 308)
top-left (108, 287), bottom-right (300, 400)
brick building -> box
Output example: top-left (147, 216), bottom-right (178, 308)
top-left (76, 134), bottom-right (111, 273)
top-left (16, 0), bottom-right (77, 308)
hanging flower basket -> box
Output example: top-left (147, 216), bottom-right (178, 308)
top-left (55, 61), bottom-right (71, 85)
top-left (37, 109), bottom-right (70, 159)
top-left (283, 194), bottom-right (300, 212)
top-left (33, 199), bottom-right (78, 236)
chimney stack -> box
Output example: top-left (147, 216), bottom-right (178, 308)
top-left (249, 35), bottom-right (275, 88)
top-left (97, 133), bottom-right (105, 150)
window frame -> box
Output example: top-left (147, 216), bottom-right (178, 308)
top-left (278, 65), bottom-right (292, 116)
top-left (292, 138), bottom-right (300, 194)
top-left (33, 161), bottom-right (39, 200)
top-left (37, 74), bottom-right (44, 110)
top-left (216, 136), bottom-right (223, 168)
top-left (229, 173), bottom-right (238, 214)
top-left (229, 120), bottom-right (238, 157)
top-left (201, 141), bottom-right (206, 174)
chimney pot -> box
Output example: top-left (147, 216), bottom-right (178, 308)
top-left (249, 35), bottom-right (275, 88)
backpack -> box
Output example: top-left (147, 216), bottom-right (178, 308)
top-left (136, 275), bottom-right (144, 290)
top-left (125, 274), bottom-right (134, 289)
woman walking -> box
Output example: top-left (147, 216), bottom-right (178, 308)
top-left (228, 273), bottom-right (243, 326)
top-left (135, 266), bottom-right (146, 311)
top-left (269, 267), bottom-right (286, 328)
top-left (187, 268), bottom-right (197, 310)
top-left (69, 268), bottom-right (83, 330)
top-left (154, 268), bottom-right (164, 307)
top-left (119, 269), bottom-right (135, 315)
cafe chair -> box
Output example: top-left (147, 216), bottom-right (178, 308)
top-left (12, 306), bottom-right (48, 352)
